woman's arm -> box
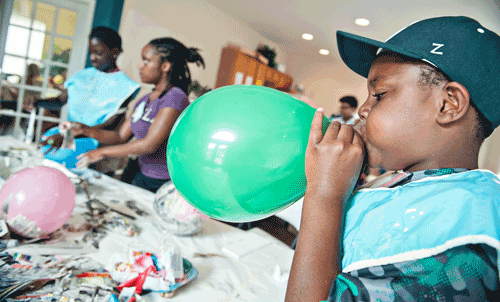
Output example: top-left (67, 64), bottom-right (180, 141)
top-left (285, 109), bottom-right (365, 302)
top-left (91, 113), bottom-right (124, 130)
top-left (75, 115), bottom-right (134, 145)
top-left (77, 107), bottom-right (180, 166)
top-left (33, 90), bottom-right (68, 110)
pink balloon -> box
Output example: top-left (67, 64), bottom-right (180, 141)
top-left (0, 166), bottom-right (75, 238)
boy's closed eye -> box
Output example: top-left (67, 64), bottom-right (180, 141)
top-left (373, 92), bottom-right (386, 101)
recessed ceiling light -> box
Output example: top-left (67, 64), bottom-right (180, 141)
top-left (302, 33), bottom-right (313, 40)
top-left (319, 49), bottom-right (329, 55)
top-left (355, 18), bottom-right (370, 26)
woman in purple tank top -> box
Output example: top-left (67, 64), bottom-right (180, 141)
top-left (69, 37), bottom-right (205, 192)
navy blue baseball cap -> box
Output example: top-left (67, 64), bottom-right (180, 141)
top-left (337, 16), bottom-right (500, 130)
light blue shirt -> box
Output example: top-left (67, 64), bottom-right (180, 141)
top-left (65, 67), bottom-right (140, 126)
top-left (342, 170), bottom-right (500, 273)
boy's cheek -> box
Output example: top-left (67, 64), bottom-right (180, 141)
top-left (364, 144), bottom-right (382, 169)
top-left (359, 119), bottom-right (387, 168)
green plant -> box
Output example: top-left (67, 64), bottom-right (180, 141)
top-left (188, 80), bottom-right (211, 97)
top-left (256, 44), bottom-right (277, 68)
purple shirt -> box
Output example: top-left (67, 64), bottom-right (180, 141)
top-left (130, 87), bottom-right (189, 179)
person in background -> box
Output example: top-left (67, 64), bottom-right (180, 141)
top-left (70, 37), bottom-right (205, 193)
top-left (286, 16), bottom-right (500, 301)
top-left (329, 113), bottom-right (340, 120)
top-left (36, 26), bottom-right (140, 152)
top-left (330, 95), bottom-right (359, 125)
top-left (0, 63), bottom-right (42, 134)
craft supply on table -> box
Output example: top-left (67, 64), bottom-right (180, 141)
top-left (0, 239), bottom-right (18, 250)
top-left (0, 248), bottom-right (201, 301)
top-left (0, 251), bottom-right (112, 301)
top-left (59, 122), bottom-right (76, 151)
top-left (0, 220), bottom-right (8, 237)
top-left (153, 182), bottom-right (206, 236)
top-left (109, 246), bottom-right (198, 298)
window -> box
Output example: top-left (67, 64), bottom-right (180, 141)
top-left (0, 0), bottom-right (94, 142)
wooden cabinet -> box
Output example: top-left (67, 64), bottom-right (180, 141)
top-left (215, 46), bottom-right (293, 91)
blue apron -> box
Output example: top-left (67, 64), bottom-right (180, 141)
top-left (342, 169), bottom-right (500, 273)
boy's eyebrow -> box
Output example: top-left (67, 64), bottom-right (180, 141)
top-left (368, 74), bottom-right (398, 88)
top-left (368, 76), bottom-right (386, 87)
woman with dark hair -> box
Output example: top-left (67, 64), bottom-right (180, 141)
top-left (70, 37), bottom-right (205, 192)
top-left (37, 26), bottom-right (140, 153)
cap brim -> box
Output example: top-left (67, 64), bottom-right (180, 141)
top-left (336, 31), bottom-right (422, 78)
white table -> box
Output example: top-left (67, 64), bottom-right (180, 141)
top-left (0, 136), bottom-right (294, 301)
top-left (276, 197), bottom-right (303, 231)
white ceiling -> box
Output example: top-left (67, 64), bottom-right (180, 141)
top-left (204, 0), bottom-right (500, 65)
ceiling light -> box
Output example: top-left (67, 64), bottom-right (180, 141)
top-left (319, 49), bottom-right (329, 55)
top-left (355, 18), bottom-right (370, 26)
top-left (302, 33), bottom-right (313, 40)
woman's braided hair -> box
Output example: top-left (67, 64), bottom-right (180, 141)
top-left (148, 38), bottom-right (205, 94)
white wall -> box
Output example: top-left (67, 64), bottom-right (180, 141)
top-left (479, 129), bottom-right (500, 174)
top-left (118, 0), bottom-right (289, 98)
top-left (288, 58), bottom-right (367, 118)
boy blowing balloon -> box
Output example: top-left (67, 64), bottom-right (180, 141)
top-left (286, 16), bottom-right (500, 301)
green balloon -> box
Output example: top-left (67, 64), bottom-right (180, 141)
top-left (167, 85), bottom-right (330, 222)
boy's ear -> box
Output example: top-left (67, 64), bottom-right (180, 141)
top-left (161, 61), bottom-right (172, 74)
top-left (110, 47), bottom-right (121, 59)
top-left (436, 81), bottom-right (470, 125)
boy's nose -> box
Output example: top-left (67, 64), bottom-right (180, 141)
top-left (358, 100), bottom-right (371, 120)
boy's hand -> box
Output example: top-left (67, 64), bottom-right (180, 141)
top-left (286, 108), bottom-right (366, 302)
top-left (66, 122), bottom-right (89, 137)
top-left (76, 149), bottom-right (104, 168)
top-left (305, 108), bottom-right (365, 201)
top-left (39, 133), bottom-right (64, 154)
